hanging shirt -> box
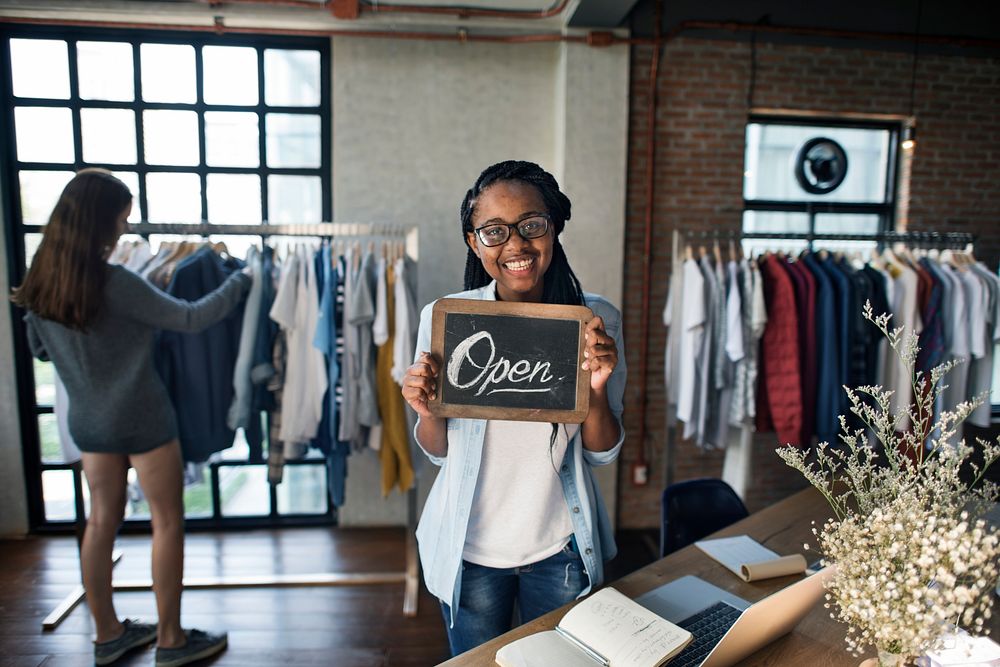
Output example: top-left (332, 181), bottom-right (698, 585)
top-left (372, 255), bottom-right (389, 347)
top-left (663, 254), bottom-right (686, 416)
top-left (270, 246), bottom-right (327, 446)
top-left (391, 256), bottom-right (419, 386)
top-left (351, 252), bottom-right (380, 441)
top-left (757, 254), bottom-right (803, 447)
top-left (729, 258), bottom-right (766, 427)
top-left (939, 263), bottom-right (970, 430)
top-left (966, 265), bottom-right (999, 427)
top-left (157, 248), bottom-right (248, 462)
top-left (883, 256), bottom-right (922, 429)
top-left (676, 259), bottom-right (706, 430)
top-left (801, 253), bottom-right (838, 445)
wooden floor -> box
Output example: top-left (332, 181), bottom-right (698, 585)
top-left (0, 527), bottom-right (659, 667)
top-left (0, 527), bottom-right (451, 667)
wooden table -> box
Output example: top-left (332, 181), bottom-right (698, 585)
top-left (441, 485), bottom-right (1000, 666)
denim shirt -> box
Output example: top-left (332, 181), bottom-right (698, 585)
top-left (412, 282), bottom-right (627, 627)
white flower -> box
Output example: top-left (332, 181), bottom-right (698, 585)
top-left (776, 302), bottom-right (1000, 659)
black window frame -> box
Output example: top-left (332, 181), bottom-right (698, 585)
top-left (1, 24), bottom-right (335, 533)
top-left (742, 113), bottom-right (903, 243)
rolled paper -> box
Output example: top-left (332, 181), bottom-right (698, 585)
top-left (739, 554), bottom-right (808, 582)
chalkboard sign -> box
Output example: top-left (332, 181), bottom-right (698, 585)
top-left (428, 298), bottom-right (593, 423)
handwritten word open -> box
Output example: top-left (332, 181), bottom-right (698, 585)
top-left (446, 331), bottom-right (557, 397)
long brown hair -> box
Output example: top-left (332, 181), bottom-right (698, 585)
top-left (11, 168), bottom-right (132, 330)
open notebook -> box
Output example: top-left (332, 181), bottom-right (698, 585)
top-left (495, 587), bottom-right (693, 667)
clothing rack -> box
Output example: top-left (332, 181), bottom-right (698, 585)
top-left (43, 221), bottom-right (421, 630)
top-left (679, 228), bottom-right (976, 250)
top-left (663, 227), bottom-right (977, 498)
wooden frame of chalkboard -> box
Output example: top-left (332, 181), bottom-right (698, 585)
top-left (428, 298), bottom-right (594, 423)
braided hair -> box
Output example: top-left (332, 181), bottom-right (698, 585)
top-left (460, 160), bottom-right (585, 306)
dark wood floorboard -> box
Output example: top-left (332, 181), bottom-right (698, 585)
top-left (0, 527), bottom-right (657, 666)
top-left (0, 527), bottom-right (451, 666)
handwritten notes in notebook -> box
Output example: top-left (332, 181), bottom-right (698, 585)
top-left (495, 587), bottom-right (692, 667)
top-left (695, 535), bottom-right (808, 582)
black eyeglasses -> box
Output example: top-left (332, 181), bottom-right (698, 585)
top-left (473, 216), bottom-right (550, 247)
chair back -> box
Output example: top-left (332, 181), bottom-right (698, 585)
top-left (660, 478), bottom-right (749, 557)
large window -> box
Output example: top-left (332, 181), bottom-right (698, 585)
top-left (2, 26), bottom-right (332, 530)
top-left (742, 115), bottom-right (901, 256)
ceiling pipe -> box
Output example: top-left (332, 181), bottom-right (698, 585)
top-left (358, 0), bottom-right (571, 20)
top-left (0, 13), bottom-right (994, 51)
top-left (0, 15), bottom-right (595, 43)
top-left (193, 0), bottom-right (571, 20)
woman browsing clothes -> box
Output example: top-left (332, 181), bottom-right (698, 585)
top-left (400, 160), bottom-right (626, 656)
top-left (12, 169), bottom-right (249, 666)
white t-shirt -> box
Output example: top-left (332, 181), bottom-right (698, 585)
top-left (676, 259), bottom-right (707, 425)
top-left (462, 420), bottom-right (577, 569)
top-left (883, 259), bottom-right (922, 426)
top-left (269, 246), bottom-right (328, 446)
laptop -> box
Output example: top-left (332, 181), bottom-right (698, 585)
top-left (635, 566), bottom-right (834, 667)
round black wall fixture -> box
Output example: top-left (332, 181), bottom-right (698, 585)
top-left (794, 137), bottom-right (848, 195)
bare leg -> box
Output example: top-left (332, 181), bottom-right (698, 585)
top-left (129, 439), bottom-right (186, 648)
top-left (80, 452), bottom-right (129, 643)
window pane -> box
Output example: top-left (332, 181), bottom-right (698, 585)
top-left (143, 110), bottom-right (199, 166)
top-left (205, 111), bottom-right (259, 167)
top-left (112, 172), bottom-right (141, 223)
top-left (15, 107), bottom-right (74, 163)
top-left (744, 123), bottom-right (890, 203)
top-left (266, 113), bottom-right (320, 168)
top-left (207, 174), bottom-right (261, 224)
top-left (203, 46), bottom-right (258, 106)
top-left (124, 466), bottom-right (214, 520)
top-left (19, 171), bottom-right (74, 224)
top-left (23, 232), bottom-right (43, 268)
top-left (743, 210), bottom-right (809, 234)
top-left (276, 464), bottom-right (328, 515)
top-left (140, 43), bottom-right (196, 103)
top-left (81, 108), bottom-right (137, 165)
top-left (77, 41), bottom-right (134, 101)
top-left (814, 213), bottom-right (881, 235)
top-left (220, 465), bottom-right (269, 517)
top-left (264, 49), bottom-right (320, 107)
top-left (146, 172), bottom-right (202, 223)
top-left (34, 358), bottom-right (54, 406)
top-left (268, 175), bottom-right (322, 224)
top-left (10, 39), bottom-right (70, 99)
top-left (42, 469), bottom-right (78, 522)
top-left (38, 414), bottom-right (63, 463)
top-left (741, 211), bottom-right (811, 257)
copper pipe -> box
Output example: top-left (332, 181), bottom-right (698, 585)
top-left (192, 0), bottom-right (571, 20)
top-left (0, 15), bottom-right (590, 42)
top-left (360, 0), bottom-right (571, 20)
top-left (196, 0), bottom-right (328, 8)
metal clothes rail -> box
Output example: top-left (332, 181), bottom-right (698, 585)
top-left (43, 220), bottom-right (421, 630)
top-left (679, 228), bottom-right (976, 250)
top-left (662, 227), bottom-right (977, 497)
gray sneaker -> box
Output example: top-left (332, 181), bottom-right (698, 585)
top-left (93, 618), bottom-right (157, 665)
top-left (154, 629), bottom-right (228, 667)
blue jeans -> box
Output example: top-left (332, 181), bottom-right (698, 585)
top-left (440, 542), bottom-right (587, 656)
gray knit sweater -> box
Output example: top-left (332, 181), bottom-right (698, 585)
top-left (25, 264), bottom-right (251, 454)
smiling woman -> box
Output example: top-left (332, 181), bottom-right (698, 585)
top-left (399, 160), bottom-right (628, 658)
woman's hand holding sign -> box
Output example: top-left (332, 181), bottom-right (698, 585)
top-left (402, 351), bottom-right (440, 419)
top-left (582, 316), bottom-right (618, 394)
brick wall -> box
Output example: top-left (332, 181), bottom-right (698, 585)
top-left (617, 36), bottom-right (1000, 529)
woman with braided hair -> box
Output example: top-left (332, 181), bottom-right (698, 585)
top-left (400, 160), bottom-right (626, 655)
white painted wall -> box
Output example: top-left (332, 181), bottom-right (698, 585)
top-left (0, 29), bottom-right (629, 534)
top-left (0, 179), bottom-right (30, 537)
top-left (331, 36), bottom-right (630, 526)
